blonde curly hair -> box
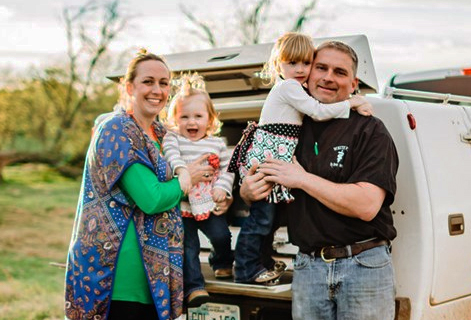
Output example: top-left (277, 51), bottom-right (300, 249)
top-left (162, 72), bottom-right (222, 135)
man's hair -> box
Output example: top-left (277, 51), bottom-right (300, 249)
top-left (316, 41), bottom-right (358, 77)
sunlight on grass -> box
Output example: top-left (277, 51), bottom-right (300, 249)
top-left (0, 164), bottom-right (80, 320)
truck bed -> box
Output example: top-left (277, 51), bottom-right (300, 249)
top-left (201, 261), bottom-right (292, 301)
top-left (187, 257), bottom-right (294, 320)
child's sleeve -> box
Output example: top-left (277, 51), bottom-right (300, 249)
top-left (162, 131), bottom-right (187, 174)
top-left (281, 79), bottom-right (350, 121)
top-left (213, 139), bottom-right (235, 197)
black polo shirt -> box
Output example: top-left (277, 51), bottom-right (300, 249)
top-left (280, 112), bottom-right (399, 253)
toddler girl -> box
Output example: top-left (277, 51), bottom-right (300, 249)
top-left (162, 73), bottom-right (235, 307)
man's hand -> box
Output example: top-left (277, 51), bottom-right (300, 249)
top-left (239, 165), bottom-right (273, 205)
top-left (186, 154), bottom-right (215, 185)
top-left (258, 157), bottom-right (306, 189)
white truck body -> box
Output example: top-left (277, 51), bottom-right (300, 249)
top-left (369, 93), bottom-right (471, 319)
top-left (110, 34), bottom-right (471, 319)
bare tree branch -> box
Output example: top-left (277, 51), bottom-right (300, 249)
top-left (44, 0), bottom-right (129, 154)
top-left (179, 3), bottom-right (217, 47)
top-left (179, 0), bottom-right (323, 48)
top-left (61, 0), bottom-right (126, 145)
top-left (290, 0), bottom-right (317, 32)
top-left (236, 0), bottom-right (272, 45)
top-left (0, 151), bottom-right (58, 183)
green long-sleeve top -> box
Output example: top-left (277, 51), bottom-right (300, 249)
top-left (113, 152), bottom-right (183, 304)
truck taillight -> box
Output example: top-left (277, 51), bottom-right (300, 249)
top-left (461, 68), bottom-right (471, 76)
top-left (407, 113), bottom-right (416, 130)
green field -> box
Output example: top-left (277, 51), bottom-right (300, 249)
top-left (0, 164), bottom-right (80, 320)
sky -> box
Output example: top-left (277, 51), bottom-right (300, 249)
top-left (1, 0), bottom-right (471, 90)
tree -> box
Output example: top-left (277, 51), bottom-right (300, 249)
top-left (42, 0), bottom-right (128, 154)
top-left (179, 4), bottom-right (218, 47)
top-left (235, 0), bottom-right (272, 45)
top-left (0, 0), bottom-right (127, 183)
top-left (179, 0), bottom-right (318, 49)
top-left (290, 0), bottom-right (318, 32)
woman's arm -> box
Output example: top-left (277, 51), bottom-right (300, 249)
top-left (119, 163), bottom-right (183, 214)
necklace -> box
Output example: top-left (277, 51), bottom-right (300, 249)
top-left (129, 113), bottom-right (163, 154)
top-left (151, 131), bottom-right (164, 154)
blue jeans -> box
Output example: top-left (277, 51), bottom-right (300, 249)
top-left (234, 200), bottom-right (276, 282)
top-left (183, 215), bottom-right (233, 297)
top-left (292, 245), bottom-right (396, 320)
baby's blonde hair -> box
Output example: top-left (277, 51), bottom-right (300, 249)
top-left (262, 32), bottom-right (315, 85)
top-left (162, 72), bottom-right (222, 135)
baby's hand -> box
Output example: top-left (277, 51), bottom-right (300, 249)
top-left (176, 167), bottom-right (192, 195)
top-left (349, 95), bottom-right (373, 116)
top-left (212, 188), bottom-right (227, 215)
top-left (355, 103), bottom-right (374, 116)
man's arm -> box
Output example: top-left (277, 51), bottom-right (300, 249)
top-left (259, 158), bottom-right (385, 221)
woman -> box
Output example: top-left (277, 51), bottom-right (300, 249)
top-left (64, 49), bottom-right (230, 320)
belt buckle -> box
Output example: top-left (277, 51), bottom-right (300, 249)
top-left (320, 246), bottom-right (336, 263)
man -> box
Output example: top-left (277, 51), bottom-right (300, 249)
top-left (241, 41), bottom-right (399, 320)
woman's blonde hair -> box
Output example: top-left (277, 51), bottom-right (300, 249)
top-left (162, 72), bottom-right (222, 135)
top-left (119, 48), bottom-right (171, 110)
top-left (262, 32), bottom-right (315, 85)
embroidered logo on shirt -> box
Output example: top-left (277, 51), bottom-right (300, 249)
top-left (330, 145), bottom-right (348, 168)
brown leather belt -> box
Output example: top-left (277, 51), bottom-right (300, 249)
top-left (305, 239), bottom-right (389, 263)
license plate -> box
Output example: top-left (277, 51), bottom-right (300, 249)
top-left (187, 302), bottom-right (240, 320)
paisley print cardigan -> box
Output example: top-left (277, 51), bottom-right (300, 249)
top-left (65, 112), bottom-right (183, 320)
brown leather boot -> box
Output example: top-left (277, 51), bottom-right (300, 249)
top-left (187, 289), bottom-right (210, 308)
top-left (214, 268), bottom-right (233, 279)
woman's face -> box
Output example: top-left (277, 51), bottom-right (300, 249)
top-left (126, 60), bottom-right (170, 119)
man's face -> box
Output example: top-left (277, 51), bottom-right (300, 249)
top-left (308, 48), bottom-right (358, 104)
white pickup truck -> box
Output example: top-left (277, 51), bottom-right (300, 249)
top-left (111, 34), bottom-right (471, 320)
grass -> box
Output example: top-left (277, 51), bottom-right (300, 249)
top-left (0, 164), bottom-right (80, 320)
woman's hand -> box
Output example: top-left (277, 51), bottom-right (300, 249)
top-left (186, 154), bottom-right (215, 185)
top-left (259, 157), bottom-right (306, 189)
top-left (239, 165), bottom-right (273, 205)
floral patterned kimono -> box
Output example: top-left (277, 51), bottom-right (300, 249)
top-left (65, 112), bottom-right (183, 320)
